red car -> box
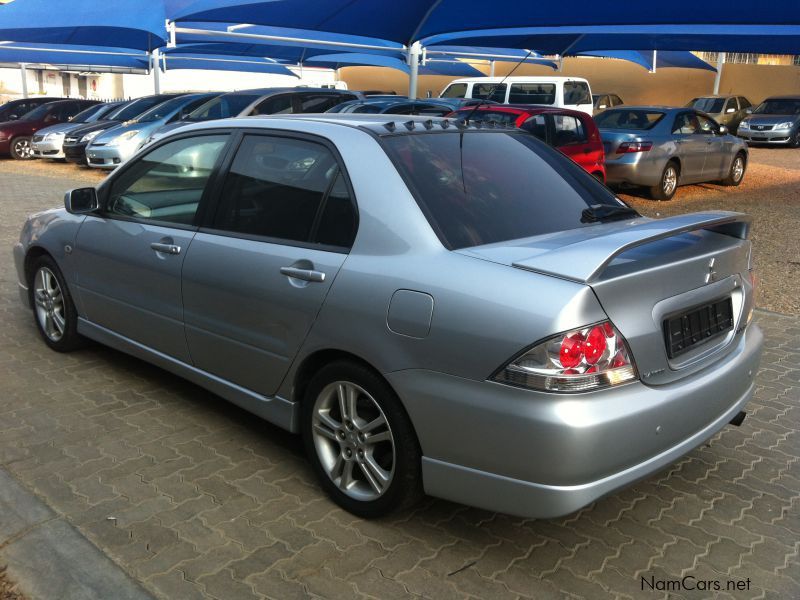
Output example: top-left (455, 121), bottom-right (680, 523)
top-left (0, 99), bottom-right (99, 160)
top-left (448, 105), bottom-right (606, 182)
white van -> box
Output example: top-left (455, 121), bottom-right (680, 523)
top-left (439, 76), bottom-right (594, 115)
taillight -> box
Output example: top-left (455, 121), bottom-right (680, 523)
top-left (492, 321), bottom-right (638, 393)
top-left (616, 141), bottom-right (652, 154)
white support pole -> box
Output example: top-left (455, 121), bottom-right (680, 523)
top-left (20, 63), bottom-right (28, 98)
top-left (152, 48), bottom-right (161, 94)
top-left (713, 52), bottom-right (726, 95)
top-left (407, 41), bottom-right (421, 100)
top-left (489, 60), bottom-right (495, 77)
top-left (650, 50), bottom-right (657, 73)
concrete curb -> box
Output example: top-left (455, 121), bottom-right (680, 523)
top-left (0, 468), bottom-right (154, 600)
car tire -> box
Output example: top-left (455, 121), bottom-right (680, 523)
top-left (721, 153), bottom-right (747, 186)
top-left (29, 255), bottom-right (85, 352)
top-left (10, 136), bottom-right (33, 160)
top-left (649, 161), bottom-right (679, 201)
top-left (302, 360), bottom-right (422, 518)
top-left (790, 129), bottom-right (800, 149)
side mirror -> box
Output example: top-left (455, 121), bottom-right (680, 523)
top-left (718, 125), bottom-right (729, 135)
top-left (8, 113), bottom-right (19, 120)
top-left (64, 187), bottom-right (99, 214)
top-left (745, 108), bottom-right (753, 114)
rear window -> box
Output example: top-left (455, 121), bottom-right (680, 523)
top-left (508, 83), bottom-right (556, 105)
top-left (753, 99), bottom-right (800, 115)
top-left (595, 109), bottom-right (665, 130)
top-left (381, 131), bottom-right (621, 249)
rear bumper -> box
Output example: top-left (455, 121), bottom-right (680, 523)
top-left (388, 324), bottom-right (763, 518)
top-left (605, 156), bottom-right (664, 187)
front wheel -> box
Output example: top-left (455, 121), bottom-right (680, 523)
top-left (30, 256), bottom-right (85, 352)
top-left (649, 162), bottom-right (679, 200)
top-left (721, 153), bottom-right (747, 186)
top-left (302, 361), bottom-right (422, 518)
top-left (790, 129), bottom-right (800, 149)
top-left (10, 136), bottom-right (33, 160)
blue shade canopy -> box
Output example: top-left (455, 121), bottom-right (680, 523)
top-left (302, 52), bottom-right (485, 77)
top-left (0, 42), bottom-right (149, 70)
top-left (0, 0), bottom-right (168, 51)
top-left (578, 51), bottom-right (716, 72)
top-left (171, 0), bottom-right (800, 46)
top-left (161, 52), bottom-right (298, 75)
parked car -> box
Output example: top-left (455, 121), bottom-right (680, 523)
top-left (14, 115), bottom-right (762, 519)
top-left (147, 87), bottom-right (361, 145)
top-left (737, 95), bottom-right (800, 147)
top-left (592, 93), bottom-right (624, 114)
top-left (0, 99), bottom-right (100, 159)
top-left (0, 97), bottom-right (61, 122)
top-left (326, 98), bottom-right (456, 116)
top-left (440, 76), bottom-right (594, 115)
top-left (596, 106), bottom-right (748, 200)
top-left (63, 94), bottom-right (185, 165)
top-left (685, 95), bottom-right (751, 134)
top-left (86, 93), bottom-right (219, 169)
top-left (31, 101), bottom-right (124, 160)
top-left (449, 105), bottom-right (606, 181)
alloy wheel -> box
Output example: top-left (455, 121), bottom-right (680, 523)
top-left (662, 166), bottom-right (678, 196)
top-left (13, 138), bottom-right (32, 159)
top-left (33, 267), bottom-right (66, 342)
top-left (311, 381), bottom-right (396, 501)
top-left (732, 157), bottom-right (745, 183)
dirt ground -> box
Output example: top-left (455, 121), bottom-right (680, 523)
top-left (0, 567), bottom-right (25, 600)
top-left (3, 145), bottom-right (798, 315)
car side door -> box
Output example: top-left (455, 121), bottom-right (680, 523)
top-left (181, 132), bottom-right (357, 397)
top-left (73, 132), bottom-right (230, 361)
top-left (671, 112), bottom-right (706, 183)
top-left (697, 113), bottom-right (729, 180)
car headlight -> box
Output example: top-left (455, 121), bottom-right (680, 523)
top-left (738, 121), bottom-right (750, 129)
top-left (492, 321), bottom-right (638, 393)
top-left (774, 121), bottom-right (794, 130)
top-left (80, 130), bottom-right (102, 143)
top-left (107, 130), bottom-right (140, 147)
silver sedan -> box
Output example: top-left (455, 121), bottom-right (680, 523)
top-left (13, 115), bottom-right (762, 518)
top-left (597, 106), bottom-right (749, 200)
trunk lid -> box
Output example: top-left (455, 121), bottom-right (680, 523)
top-left (457, 212), bottom-right (754, 386)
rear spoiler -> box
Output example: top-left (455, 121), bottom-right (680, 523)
top-left (512, 212), bottom-right (751, 284)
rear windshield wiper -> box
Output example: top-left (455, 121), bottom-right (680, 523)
top-left (581, 204), bottom-right (640, 223)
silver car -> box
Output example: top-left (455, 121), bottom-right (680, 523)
top-left (737, 95), bottom-right (800, 147)
top-left (598, 106), bottom-right (749, 200)
top-left (31, 102), bottom-right (123, 160)
top-left (13, 115), bottom-right (763, 518)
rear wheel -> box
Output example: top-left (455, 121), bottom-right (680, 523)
top-left (790, 129), bottom-right (800, 149)
top-left (10, 136), bottom-right (33, 160)
top-left (721, 153), bottom-right (747, 186)
top-left (649, 161), bottom-right (679, 200)
top-left (302, 361), bottom-right (422, 518)
top-left (29, 256), bottom-right (85, 352)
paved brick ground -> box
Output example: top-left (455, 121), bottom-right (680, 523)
top-left (0, 161), bottom-right (798, 599)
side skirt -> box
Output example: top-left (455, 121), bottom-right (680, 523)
top-left (77, 318), bottom-right (300, 433)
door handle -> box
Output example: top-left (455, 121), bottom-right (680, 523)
top-left (280, 266), bottom-right (325, 282)
top-left (150, 242), bottom-right (181, 255)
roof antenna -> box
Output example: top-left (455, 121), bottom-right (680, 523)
top-left (403, 120), bottom-right (415, 131)
top-left (460, 49), bottom-right (535, 125)
top-left (423, 119), bottom-right (434, 130)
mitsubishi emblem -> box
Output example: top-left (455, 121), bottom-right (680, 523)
top-left (705, 258), bottom-right (717, 284)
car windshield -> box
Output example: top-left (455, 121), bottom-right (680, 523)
top-left (753, 99), bottom-right (800, 115)
top-left (18, 104), bottom-right (56, 121)
top-left (186, 94), bottom-right (262, 120)
top-left (136, 96), bottom-right (196, 123)
top-left (595, 109), bottom-right (665, 130)
top-left (381, 131), bottom-right (623, 249)
top-left (107, 96), bottom-right (177, 122)
top-left (688, 98), bottom-right (726, 113)
top-left (70, 104), bottom-right (104, 123)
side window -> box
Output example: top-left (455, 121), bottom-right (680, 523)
top-left (252, 95), bottom-right (293, 115)
top-left (696, 114), bottom-right (718, 134)
top-left (107, 135), bottom-right (228, 225)
top-left (611, 95), bottom-right (623, 106)
top-left (672, 113), bottom-right (698, 135)
top-left (564, 81), bottom-right (591, 105)
top-left (521, 114), bottom-right (548, 142)
top-left (552, 114), bottom-right (587, 146)
top-left (298, 94), bottom-right (342, 113)
top-left (509, 84), bottom-right (556, 105)
top-left (739, 97), bottom-right (751, 109)
top-left (473, 83), bottom-right (507, 102)
top-left (724, 98), bottom-right (738, 113)
top-left (314, 172), bottom-right (357, 248)
top-left (441, 83), bottom-right (467, 98)
top-left (171, 97), bottom-right (214, 122)
top-left (211, 135), bottom-right (343, 245)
